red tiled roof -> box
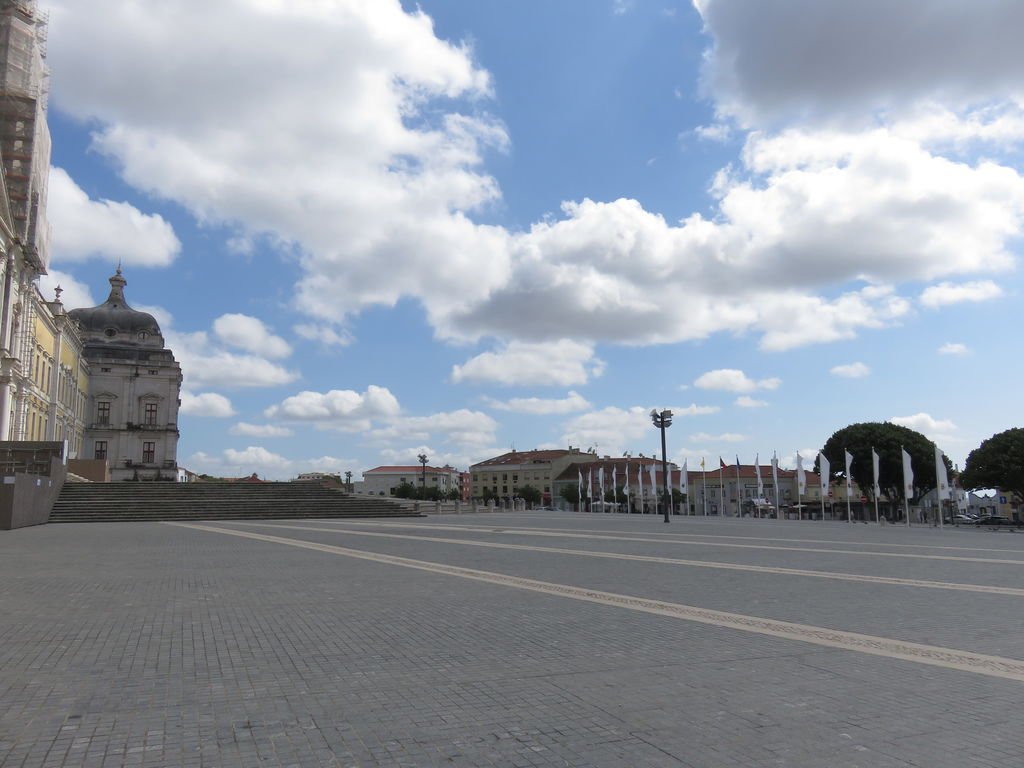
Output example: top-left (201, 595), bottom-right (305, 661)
top-left (364, 465), bottom-right (456, 474)
top-left (471, 449), bottom-right (583, 469)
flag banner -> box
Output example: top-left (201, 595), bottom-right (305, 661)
top-left (771, 452), bottom-right (779, 499)
top-left (797, 453), bottom-right (807, 495)
top-left (637, 462), bottom-right (643, 500)
top-left (623, 463), bottom-right (630, 496)
top-left (680, 459), bottom-right (688, 495)
top-left (720, 457), bottom-right (727, 470)
top-left (871, 448), bottom-right (881, 496)
top-left (598, 466), bottom-right (605, 498)
top-left (700, 457), bottom-right (705, 470)
top-left (612, 466), bottom-right (617, 495)
top-left (934, 446), bottom-right (949, 500)
top-left (844, 450), bottom-right (853, 493)
top-left (755, 454), bottom-right (763, 497)
top-left (819, 452), bottom-right (830, 495)
top-left (577, 467), bottom-right (582, 501)
top-left (648, 462), bottom-right (657, 491)
top-left (587, 468), bottom-right (593, 500)
top-left (901, 448), bottom-right (914, 499)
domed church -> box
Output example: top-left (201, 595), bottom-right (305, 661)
top-left (68, 268), bottom-right (182, 481)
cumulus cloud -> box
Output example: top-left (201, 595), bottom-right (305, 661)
top-left (230, 422), bottom-right (294, 438)
top-left (890, 413), bottom-right (957, 441)
top-left (368, 410), bottom-right (498, 447)
top-left (213, 314), bottom-right (292, 359)
top-left (561, 403), bottom-right (718, 456)
top-left (293, 323), bottom-right (353, 348)
top-left (452, 340), bottom-right (604, 387)
top-left (920, 281), bottom-right (1003, 308)
top-left (830, 362), bottom-right (870, 379)
top-left (48, 167), bottom-right (180, 267)
top-left (734, 395), bottom-right (767, 408)
top-left (938, 342), bottom-right (969, 356)
top-left (38, 270), bottom-right (95, 310)
top-left (483, 391), bottom-right (591, 415)
top-left (265, 385), bottom-right (401, 431)
top-left (696, 0), bottom-right (1024, 126)
top-left (690, 432), bottom-right (746, 443)
top-left (179, 391), bottom-right (235, 418)
top-left (694, 369), bottom-right (780, 393)
top-left (44, 0), bottom-right (1024, 357)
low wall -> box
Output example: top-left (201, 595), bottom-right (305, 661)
top-left (0, 457), bottom-right (67, 530)
top-left (68, 458), bottom-right (109, 483)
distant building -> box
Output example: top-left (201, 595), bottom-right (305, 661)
top-left (470, 448), bottom-right (600, 503)
top-left (68, 269), bottom-right (182, 481)
top-left (363, 465), bottom-right (461, 496)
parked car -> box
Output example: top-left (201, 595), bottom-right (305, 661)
top-left (973, 515), bottom-right (1017, 526)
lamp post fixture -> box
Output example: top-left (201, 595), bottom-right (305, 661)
top-left (650, 409), bottom-right (673, 524)
top-left (417, 453), bottom-right (428, 496)
top-left (344, 470), bottom-right (352, 492)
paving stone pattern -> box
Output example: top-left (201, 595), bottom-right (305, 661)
top-left (1, 514), bottom-right (1023, 767)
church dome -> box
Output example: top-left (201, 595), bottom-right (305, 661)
top-left (68, 268), bottom-right (165, 346)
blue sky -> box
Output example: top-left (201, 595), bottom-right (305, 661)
top-left (40, 0), bottom-right (1024, 478)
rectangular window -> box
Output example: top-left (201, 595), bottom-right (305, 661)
top-left (94, 441), bottom-right (107, 460)
top-left (97, 401), bottom-right (111, 425)
top-left (148, 369), bottom-right (158, 375)
top-left (144, 403), bottom-right (158, 425)
top-left (142, 442), bottom-right (155, 463)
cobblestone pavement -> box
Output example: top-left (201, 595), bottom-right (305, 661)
top-left (2, 512), bottom-right (1024, 767)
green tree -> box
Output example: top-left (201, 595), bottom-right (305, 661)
top-left (961, 428), bottom-right (1024, 497)
top-left (819, 422), bottom-right (951, 502)
top-left (517, 485), bottom-right (542, 505)
top-left (481, 487), bottom-right (497, 503)
top-left (393, 481), bottom-right (418, 499)
top-left (560, 485), bottom-right (580, 505)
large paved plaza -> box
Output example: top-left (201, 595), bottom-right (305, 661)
top-left (2, 512), bottom-right (1024, 767)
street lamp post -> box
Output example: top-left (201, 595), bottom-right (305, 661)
top-left (344, 470), bottom-right (352, 492)
top-left (650, 409), bottom-right (673, 524)
top-left (417, 453), bottom-right (428, 496)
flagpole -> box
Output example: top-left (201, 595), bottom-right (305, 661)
top-left (902, 445), bottom-right (910, 528)
top-left (719, 460), bottom-right (724, 516)
top-left (702, 460), bottom-right (707, 516)
top-left (735, 457), bottom-right (741, 517)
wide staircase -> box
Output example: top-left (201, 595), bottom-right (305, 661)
top-left (49, 482), bottom-right (421, 523)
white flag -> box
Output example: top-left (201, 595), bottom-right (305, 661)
top-left (577, 467), bottom-right (583, 501)
top-left (755, 453), bottom-right (764, 497)
top-left (901, 448), bottom-right (914, 500)
top-left (648, 461), bottom-right (657, 491)
top-left (934, 446), bottom-right (949, 500)
top-left (771, 452), bottom-right (779, 500)
top-left (680, 459), bottom-right (688, 495)
top-left (598, 466), bottom-right (605, 499)
top-left (818, 452), bottom-right (830, 496)
top-left (844, 450), bottom-right (853, 495)
top-left (587, 468), bottom-right (593, 500)
top-left (796, 453), bottom-right (807, 495)
top-left (871, 447), bottom-right (880, 496)
top-left (637, 462), bottom-right (643, 499)
top-left (612, 466), bottom-right (617, 495)
top-left (623, 463), bottom-right (630, 496)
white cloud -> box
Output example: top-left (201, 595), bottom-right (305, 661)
top-left (293, 323), bottom-right (353, 348)
top-left (44, 0), bottom-right (1024, 357)
top-left (179, 391), bottom-right (235, 418)
top-left (452, 340), bottom-right (604, 387)
top-left (187, 447), bottom-right (292, 480)
top-left (734, 395), bottom-right (767, 408)
top-left (48, 167), bottom-right (180, 267)
top-left (230, 422), bottom-right (294, 438)
top-left (265, 385), bottom-right (401, 431)
top-left (694, 369), bottom-right (781, 393)
top-left (38, 270), bottom-right (95, 310)
top-left (696, 0), bottom-right (1024, 126)
top-left (690, 432), bottom-right (747, 443)
top-left (368, 409), bottom-right (498, 447)
top-left (920, 281), bottom-right (1003, 308)
top-left (484, 391), bottom-right (591, 415)
top-left (830, 362), bottom-right (870, 379)
top-left (213, 313), bottom-right (292, 359)
top-left (890, 413), bottom-right (957, 441)
top-left (561, 403), bottom-right (718, 456)
top-left (938, 342), bottom-right (969, 356)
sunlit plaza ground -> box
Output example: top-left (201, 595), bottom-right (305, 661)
top-left (3, 512), bottom-right (1024, 767)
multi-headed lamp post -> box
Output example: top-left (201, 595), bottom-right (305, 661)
top-left (650, 409), bottom-right (673, 524)
top-left (417, 453), bottom-right (428, 495)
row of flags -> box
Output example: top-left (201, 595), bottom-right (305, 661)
top-left (575, 445), bottom-right (951, 503)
